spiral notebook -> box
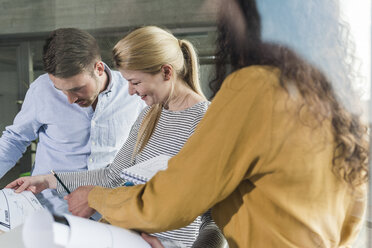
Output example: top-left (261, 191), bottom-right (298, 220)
top-left (120, 155), bottom-right (171, 185)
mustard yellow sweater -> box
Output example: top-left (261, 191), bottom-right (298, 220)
top-left (89, 66), bottom-right (366, 248)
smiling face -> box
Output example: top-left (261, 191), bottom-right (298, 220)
top-left (120, 69), bottom-right (171, 106)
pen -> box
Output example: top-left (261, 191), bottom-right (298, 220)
top-left (51, 170), bottom-right (71, 194)
top-left (51, 170), bottom-right (95, 221)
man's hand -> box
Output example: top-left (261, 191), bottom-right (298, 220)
top-left (5, 174), bottom-right (56, 194)
top-left (141, 233), bottom-right (164, 248)
top-left (65, 185), bottom-right (96, 218)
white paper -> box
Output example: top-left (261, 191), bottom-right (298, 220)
top-left (0, 188), bottom-right (44, 232)
top-left (22, 209), bottom-right (151, 248)
top-left (22, 209), bottom-right (59, 248)
top-left (0, 224), bottom-right (26, 247)
top-left (64, 214), bottom-right (151, 248)
top-left (120, 154), bottom-right (171, 184)
top-left (53, 222), bottom-right (70, 247)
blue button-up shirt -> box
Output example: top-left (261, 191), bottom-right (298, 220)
top-left (0, 65), bottom-right (145, 213)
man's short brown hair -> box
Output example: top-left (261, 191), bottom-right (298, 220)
top-left (42, 28), bottom-right (101, 78)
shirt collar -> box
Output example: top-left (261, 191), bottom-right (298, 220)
top-left (101, 62), bottom-right (114, 95)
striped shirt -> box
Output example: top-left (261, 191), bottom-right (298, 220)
top-left (57, 101), bottom-right (211, 247)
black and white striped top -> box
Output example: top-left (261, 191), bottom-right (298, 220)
top-left (57, 101), bottom-right (211, 247)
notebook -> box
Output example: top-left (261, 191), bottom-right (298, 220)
top-left (120, 155), bottom-right (171, 185)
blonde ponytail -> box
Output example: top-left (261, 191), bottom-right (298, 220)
top-left (132, 104), bottom-right (162, 157)
top-left (179, 39), bottom-right (206, 98)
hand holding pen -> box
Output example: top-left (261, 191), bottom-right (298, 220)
top-left (51, 170), bottom-right (96, 220)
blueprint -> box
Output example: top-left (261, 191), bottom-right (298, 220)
top-left (0, 188), bottom-right (43, 232)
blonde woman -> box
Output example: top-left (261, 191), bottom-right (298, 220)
top-left (7, 26), bottom-right (225, 247)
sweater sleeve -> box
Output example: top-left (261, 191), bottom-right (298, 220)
top-left (88, 67), bottom-right (275, 233)
top-left (339, 185), bottom-right (367, 246)
top-left (56, 107), bottom-right (149, 194)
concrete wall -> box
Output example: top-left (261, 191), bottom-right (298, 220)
top-left (0, 0), bottom-right (218, 35)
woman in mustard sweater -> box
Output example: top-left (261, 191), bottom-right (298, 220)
top-left (65, 0), bottom-right (368, 247)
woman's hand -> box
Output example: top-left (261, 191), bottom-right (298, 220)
top-left (141, 233), bottom-right (164, 248)
top-left (65, 185), bottom-right (96, 218)
top-left (5, 174), bottom-right (56, 194)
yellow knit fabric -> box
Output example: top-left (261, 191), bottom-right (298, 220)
top-left (89, 66), bottom-right (366, 248)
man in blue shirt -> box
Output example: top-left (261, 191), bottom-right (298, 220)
top-left (0, 28), bottom-right (145, 214)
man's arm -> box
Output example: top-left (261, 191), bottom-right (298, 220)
top-left (0, 85), bottom-right (41, 178)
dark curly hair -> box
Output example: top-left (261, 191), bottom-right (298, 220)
top-left (210, 0), bottom-right (368, 187)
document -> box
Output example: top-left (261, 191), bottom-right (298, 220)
top-left (23, 209), bottom-right (151, 248)
top-left (0, 188), bottom-right (44, 233)
top-left (120, 154), bottom-right (171, 184)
